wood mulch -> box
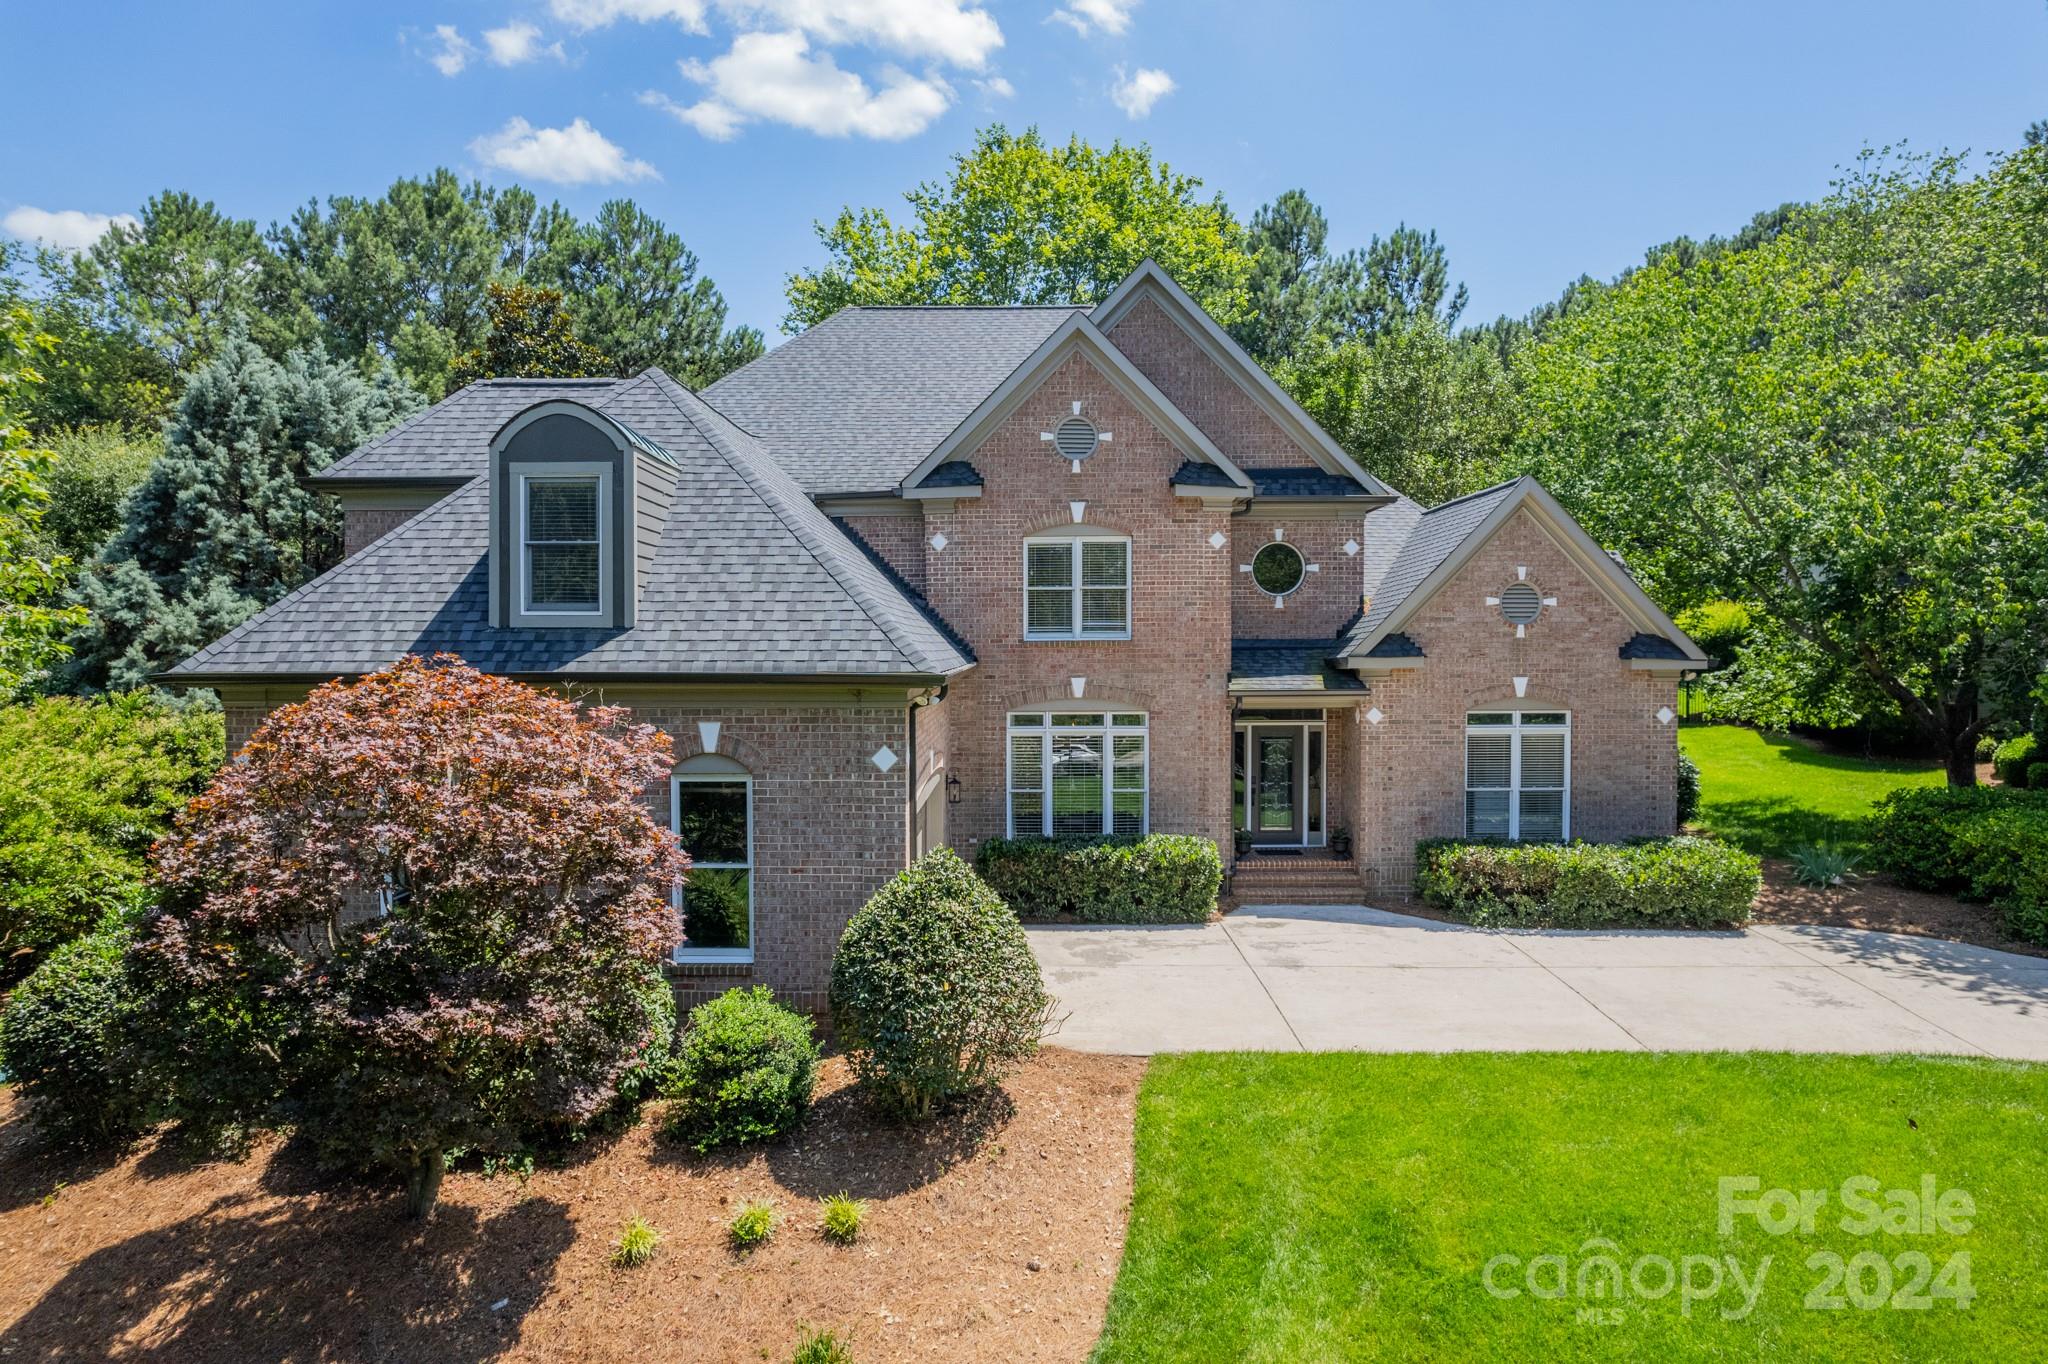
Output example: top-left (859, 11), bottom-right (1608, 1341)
top-left (1748, 859), bottom-right (2047, 959)
top-left (0, 1048), bottom-right (1143, 1364)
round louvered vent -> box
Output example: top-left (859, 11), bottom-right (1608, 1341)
top-left (1500, 582), bottom-right (1543, 625)
top-left (1054, 416), bottom-right (1099, 462)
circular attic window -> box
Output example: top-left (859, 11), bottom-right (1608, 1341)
top-left (1252, 541), bottom-right (1306, 597)
top-left (1499, 582), bottom-right (1543, 626)
top-left (1053, 416), bottom-right (1099, 462)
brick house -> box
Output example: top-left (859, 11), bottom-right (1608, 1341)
top-left (166, 261), bottom-right (1706, 1010)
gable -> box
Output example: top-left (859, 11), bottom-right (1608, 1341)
top-left (1107, 293), bottom-right (1316, 467)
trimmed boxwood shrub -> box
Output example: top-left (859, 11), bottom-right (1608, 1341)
top-left (661, 986), bottom-right (818, 1152)
top-left (2030, 763), bottom-right (2048, 793)
top-left (1992, 733), bottom-right (2040, 787)
top-left (1868, 786), bottom-right (2048, 944)
top-left (830, 848), bottom-right (1054, 1119)
top-left (975, 834), bottom-right (1222, 923)
top-left (1414, 837), bottom-right (1762, 929)
top-left (0, 922), bottom-right (148, 1143)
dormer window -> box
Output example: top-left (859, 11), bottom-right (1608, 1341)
top-left (521, 473), bottom-right (605, 616)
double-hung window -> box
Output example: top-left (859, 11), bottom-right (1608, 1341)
top-left (1024, 535), bottom-right (1129, 639)
top-left (1007, 711), bottom-right (1147, 837)
top-left (1465, 710), bottom-right (1570, 841)
top-left (672, 756), bottom-right (753, 962)
top-left (521, 473), bottom-right (604, 617)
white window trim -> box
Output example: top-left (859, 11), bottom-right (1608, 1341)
top-left (1250, 541), bottom-right (1307, 599)
top-left (671, 771), bottom-right (754, 964)
top-left (1021, 534), bottom-right (1131, 641)
top-left (1005, 710), bottom-right (1149, 838)
top-left (519, 468), bottom-right (608, 622)
top-left (1465, 710), bottom-right (1571, 841)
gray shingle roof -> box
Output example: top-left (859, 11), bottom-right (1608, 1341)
top-left (702, 307), bottom-right (1085, 495)
top-left (1241, 467), bottom-right (1372, 498)
top-left (1171, 459), bottom-right (1240, 489)
top-left (1228, 638), bottom-right (1366, 693)
top-left (1619, 631), bottom-right (1689, 660)
top-left (168, 372), bottom-right (974, 683)
top-left (920, 460), bottom-right (983, 488)
top-left (1363, 632), bottom-right (1424, 658)
top-left (314, 378), bottom-right (625, 484)
top-left (1338, 480), bottom-right (1523, 657)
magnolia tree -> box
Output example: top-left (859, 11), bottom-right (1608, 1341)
top-left (128, 655), bottom-right (684, 1216)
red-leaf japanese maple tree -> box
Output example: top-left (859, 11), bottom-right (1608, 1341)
top-left (130, 655), bottom-right (685, 1216)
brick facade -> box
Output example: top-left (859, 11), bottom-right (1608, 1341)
top-left (1229, 515), bottom-right (1368, 639)
top-left (919, 351), bottom-right (1236, 860)
top-left (343, 506), bottom-right (423, 557)
top-left (838, 512), bottom-right (928, 591)
top-left (1106, 293), bottom-right (1320, 468)
top-left (1351, 507), bottom-right (1681, 891)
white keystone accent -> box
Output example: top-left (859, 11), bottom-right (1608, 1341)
top-left (1070, 676), bottom-right (1087, 699)
top-left (1657, 706), bottom-right (1676, 726)
top-left (1071, 459), bottom-right (1081, 473)
top-left (1272, 526), bottom-right (1286, 541)
top-left (1516, 624), bottom-right (1526, 638)
top-left (1208, 530), bottom-right (1226, 549)
top-left (1072, 400), bottom-right (1083, 416)
top-left (1485, 595), bottom-right (1501, 606)
top-left (870, 745), bottom-right (899, 772)
top-left (1306, 563), bottom-right (1320, 574)
top-left (1343, 539), bottom-right (1359, 556)
top-left (1238, 563), bottom-right (1253, 573)
top-left (1070, 501), bottom-right (1086, 523)
top-left (1513, 676), bottom-right (1529, 698)
top-left (1098, 430), bottom-right (1112, 442)
top-left (698, 721), bottom-right (721, 753)
top-left (1040, 431), bottom-right (1055, 441)
top-left (929, 531), bottom-right (948, 551)
top-left (1366, 707), bottom-right (1384, 725)
top-left (1517, 565), bottom-right (1528, 580)
top-left (1543, 596), bottom-right (1558, 606)
top-left (1274, 595), bottom-right (1285, 609)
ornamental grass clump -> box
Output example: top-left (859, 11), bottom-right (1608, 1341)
top-left (819, 1192), bottom-right (867, 1244)
top-left (830, 849), bottom-right (1056, 1120)
top-left (729, 1199), bottom-right (779, 1252)
top-left (611, 1214), bottom-right (661, 1268)
top-left (791, 1327), bottom-right (857, 1364)
top-left (126, 655), bottom-right (687, 1217)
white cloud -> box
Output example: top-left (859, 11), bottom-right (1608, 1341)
top-left (468, 116), bottom-right (659, 183)
top-left (718, 1), bottom-right (1000, 68)
top-left (549, 0), bottom-right (707, 30)
top-left (483, 22), bottom-right (566, 65)
top-left (1, 206), bottom-right (138, 253)
top-left (973, 74), bottom-right (1013, 99)
top-left (657, 29), bottom-right (951, 140)
top-left (1050, 0), bottom-right (1135, 37)
top-left (1110, 63), bottom-right (1173, 118)
top-left (426, 23), bottom-right (477, 75)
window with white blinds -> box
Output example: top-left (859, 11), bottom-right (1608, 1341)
top-left (1465, 711), bottom-right (1569, 841)
top-left (1023, 536), bottom-right (1129, 639)
top-left (1007, 711), bottom-right (1148, 837)
top-left (521, 473), bottom-right (604, 615)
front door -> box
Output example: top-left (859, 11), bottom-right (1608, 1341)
top-left (1249, 725), bottom-right (1301, 845)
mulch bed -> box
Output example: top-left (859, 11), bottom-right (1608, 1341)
top-left (1748, 859), bottom-right (2047, 959)
top-left (0, 1048), bottom-right (1143, 1363)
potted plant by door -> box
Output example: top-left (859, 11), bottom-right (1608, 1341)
top-left (1328, 826), bottom-right (1353, 860)
top-left (1234, 829), bottom-right (1253, 858)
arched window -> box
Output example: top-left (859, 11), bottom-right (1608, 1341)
top-left (672, 752), bottom-right (753, 962)
top-left (1023, 530), bottom-right (1131, 640)
top-left (1465, 710), bottom-right (1569, 841)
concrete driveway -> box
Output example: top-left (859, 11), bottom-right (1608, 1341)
top-left (1028, 905), bottom-right (2048, 1058)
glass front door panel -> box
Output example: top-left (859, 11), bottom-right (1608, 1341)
top-left (1255, 732), bottom-right (1298, 836)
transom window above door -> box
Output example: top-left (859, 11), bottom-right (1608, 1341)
top-left (1007, 710), bottom-right (1148, 837)
top-left (1465, 710), bottom-right (1569, 841)
top-left (1023, 534), bottom-right (1130, 640)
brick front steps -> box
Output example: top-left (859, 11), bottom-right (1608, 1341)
top-left (1227, 849), bottom-right (1364, 906)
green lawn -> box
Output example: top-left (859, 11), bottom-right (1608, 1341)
top-left (1094, 1053), bottom-right (2048, 1363)
top-left (1679, 723), bottom-right (1946, 856)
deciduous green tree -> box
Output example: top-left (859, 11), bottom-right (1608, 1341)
top-left (0, 303), bottom-right (88, 692)
top-left (449, 282), bottom-right (612, 387)
top-left (64, 334), bottom-right (421, 691)
top-left (785, 125), bottom-right (1251, 330)
top-left (1515, 146), bottom-right (2048, 783)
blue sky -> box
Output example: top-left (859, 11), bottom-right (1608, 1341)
top-left (4, 1), bottom-right (2044, 338)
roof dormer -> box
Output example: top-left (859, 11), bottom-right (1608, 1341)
top-left (486, 400), bottom-right (679, 630)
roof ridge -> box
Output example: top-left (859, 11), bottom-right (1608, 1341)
top-left (643, 373), bottom-right (943, 674)
top-left (1422, 476), bottom-right (1529, 515)
top-left (846, 304), bottom-right (1089, 312)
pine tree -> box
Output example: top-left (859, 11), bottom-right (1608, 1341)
top-left (64, 334), bottom-right (421, 691)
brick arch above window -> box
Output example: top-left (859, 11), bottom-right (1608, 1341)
top-left (670, 726), bottom-right (770, 773)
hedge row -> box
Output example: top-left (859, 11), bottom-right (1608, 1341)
top-left (1414, 836), bottom-right (1762, 929)
top-left (1868, 786), bottom-right (2048, 944)
top-left (1992, 733), bottom-right (2043, 788)
top-left (975, 834), bottom-right (1222, 923)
